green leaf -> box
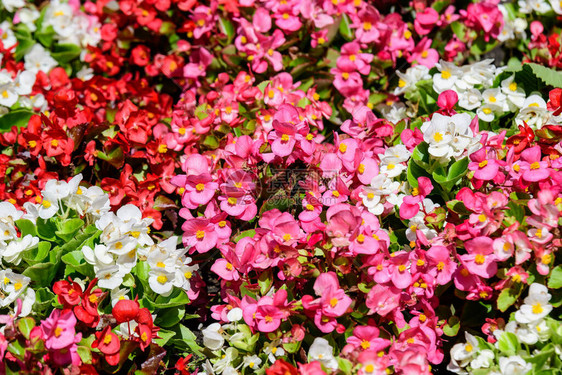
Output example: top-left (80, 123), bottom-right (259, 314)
top-left (258, 269), bottom-right (273, 295)
top-left (15, 219), bottom-right (37, 237)
top-left (51, 43), bottom-right (82, 64)
top-left (234, 229), bottom-right (256, 243)
top-left (202, 135), bottom-right (219, 149)
top-left (153, 329), bottom-right (176, 347)
top-left (36, 218), bottom-right (57, 241)
top-left (338, 14), bottom-right (353, 41)
top-left (77, 346), bottom-right (93, 364)
top-left (218, 17), bottom-right (235, 42)
top-left (170, 324), bottom-right (203, 356)
top-left (448, 157), bottom-right (469, 180)
top-left (450, 21), bottom-right (465, 40)
top-left (23, 262), bottom-right (58, 287)
top-left (155, 307), bottom-right (185, 328)
top-left (0, 109), bottom-right (34, 132)
top-left (22, 241), bottom-right (51, 264)
top-left (61, 251), bottom-right (95, 278)
top-left (17, 317), bottom-right (36, 339)
top-left (34, 287), bottom-right (56, 313)
top-left (36, 26), bottom-right (56, 48)
top-left (407, 158), bottom-right (431, 188)
top-left (497, 283), bottom-right (522, 312)
top-left (142, 288), bottom-right (190, 310)
top-left (443, 316), bottom-right (460, 336)
top-left (526, 63), bottom-right (562, 88)
top-left (548, 266), bottom-right (562, 289)
top-left (337, 357), bottom-right (353, 375)
top-left (55, 218), bottom-right (84, 242)
top-left (411, 142), bottom-right (430, 166)
top-left (497, 332), bottom-right (519, 355)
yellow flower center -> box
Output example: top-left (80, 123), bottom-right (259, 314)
top-left (474, 254), bottom-right (486, 264)
top-left (196, 230), bottom-right (205, 239)
top-left (157, 275), bottom-right (168, 284)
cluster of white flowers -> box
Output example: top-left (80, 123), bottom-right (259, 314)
top-left (518, 0), bottom-right (562, 14)
top-left (449, 284), bottom-right (557, 375)
top-left (0, 202), bottom-right (36, 316)
top-left (2, 0), bottom-right (101, 48)
top-left (421, 112), bottom-right (481, 161)
top-left (83, 203), bottom-right (197, 298)
top-left (41, 0), bottom-right (101, 48)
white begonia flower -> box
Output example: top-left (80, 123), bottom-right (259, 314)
top-left (448, 332), bottom-right (479, 371)
top-left (518, 0), bottom-right (551, 13)
top-left (13, 71), bottom-right (36, 96)
top-left (17, 7), bottom-right (40, 31)
top-left (551, 0), bottom-right (562, 13)
top-left (83, 244), bottom-right (114, 267)
top-left (264, 340), bottom-right (285, 363)
top-left (202, 323), bottom-right (225, 351)
top-left (461, 59), bottom-right (496, 90)
top-left (213, 347), bottom-right (238, 374)
top-left (458, 88), bottom-right (482, 110)
top-left (37, 193), bottom-right (60, 220)
top-left (24, 44), bottom-right (58, 74)
top-left (481, 88), bottom-right (508, 112)
top-left (515, 283), bottom-right (552, 324)
top-left (434, 61), bottom-right (462, 93)
top-left (227, 307), bottom-right (243, 322)
top-left (370, 173), bottom-right (400, 195)
top-left (501, 75), bottom-right (526, 109)
top-left (394, 65), bottom-right (431, 95)
top-left (377, 101), bottom-right (408, 124)
top-left (0, 21), bottom-right (17, 49)
top-left (147, 248), bottom-right (176, 274)
top-left (1, 234), bottom-right (39, 265)
top-left (21, 202), bottom-right (40, 223)
top-left (2, 0), bottom-right (25, 12)
top-left (497, 22), bottom-right (515, 42)
top-left (110, 287), bottom-right (130, 306)
top-left (83, 186), bottom-right (111, 217)
top-left (515, 95), bottom-right (551, 130)
top-left (0, 269), bottom-right (30, 306)
top-left (308, 337), bottom-right (339, 371)
top-left (470, 349), bottom-right (494, 369)
top-left (504, 321), bottom-right (539, 345)
top-left (96, 265), bottom-right (126, 289)
top-left (498, 356), bottom-right (532, 375)
top-left (0, 84), bottom-right (18, 107)
top-left (360, 188), bottom-right (385, 215)
top-left (421, 112), bottom-right (473, 160)
top-left (379, 159), bottom-right (406, 178)
top-left (477, 103), bottom-right (501, 123)
top-left (76, 67), bottom-right (94, 81)
top-left (19, 287), bottom-right (35, 317)
top-left (148, 269), bottom-right (174, 296)
top-left (243, 355), bottom-right (262, 370)
top-left (406, 211), bottom-right (437, 242)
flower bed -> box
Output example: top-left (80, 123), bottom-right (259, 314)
top-left (0, 0), bottom-right (561, 374)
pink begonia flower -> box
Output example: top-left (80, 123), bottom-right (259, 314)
top-left (399, 177), bottom-right (433, 220)
top-left (352, 6), bottom-right (382, 44)
top-left (356, 156), bottom-right (379, 185)
top-left (335, 135), bottom-right (361, 172)
top-left (273, 4), bottom-right (302, 32)
top-left (299, 361), bottom-right (327, 375)
top-left (414, 7), bottom-right (439, 35)
top-left (349, 230), bottom-right (380, 255)
top-left (460, 236), bottom-right (497, 278)
top-left (437, 90), bottom-right (458, 114)
top-left (357, 350), bottom-right (390, 375)
top-left (528, 189), bottom-right (560, 228)
top-left (310, 29), bottom-right (329, 48)
top-left (401, 128), bottom-right (423, 151)
top-left (366, 284), bottom-right (401, 317)
top-left (520, 145), bottom-right (550, 182)
top-left (182, 173), bottom-right (218, 206)
top-left (462, 1), bottom-right (503, 41)
top-left (264, 73), bottom-right (304, 107)
top-left (388, 251), bottom-right (413, 289)
top-left (191, 5), bottom-right (216, 39)
top-left (41, 309), bottom-right (81, 350)
top-left (182, 217), bottom-right (218, 253)
top-left (444, 35), bottom-right (467, 60)
top-left (338, 42), bottom-right (373, 75)
top-left (271, 212), bottom-right (305, 246)
top-left (268, 107), bottom-right (304, 157)
top-left (326, 204), bottom-right (362, 247)
top-left (344, 326), bottom-right (390, 353)
top-left (392, 346), bottom-right (433, 373)
top-left (253, 7), bottom-right (271, 33)
top-left (468, 147), bottom-right (501, 181)
top-left (426, 245), bottom-right (457, 285)
top-left (439, 6), bottom-right (460, 26)
top-left (395, 326), bottom-right (443, 364)
top-left (299, 2), bottom-right (333, 28)
top-left (183, 47), bottom-right (213, 80)
top-left (407, 37), bottom-right (439, 68)
top-left (331, 67), bottom-right (363, 97)
top-left (255, 304), bottom-right (284, 332)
